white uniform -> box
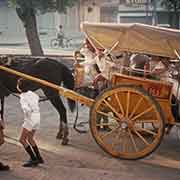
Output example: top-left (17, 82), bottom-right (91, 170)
top-left (94, 56), bottom-right (115, 79)
top-left (80, 47), bottom-right (97, 85)
top-left (20, 91), bottom-right (40, 131)
top-left (80, 47), bottom-right (95, 73)
top-left (80, 47), bottom-right (115, 80)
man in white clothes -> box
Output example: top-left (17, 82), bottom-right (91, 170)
top-left (0, 118), bottom-right (10, 171)
top-left (80, 41), bottom-right (116, 85)
top-left (17, 79), bottom-right (44, 167)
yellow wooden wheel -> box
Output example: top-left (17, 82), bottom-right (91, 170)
top-left (90, 85), bottom-right (165, 160)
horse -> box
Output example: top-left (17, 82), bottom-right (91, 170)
top-left (0, 56), bottom-right (75, 145)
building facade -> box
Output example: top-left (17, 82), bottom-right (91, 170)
top-left (0, 0), bottom-right (179, 46)
top-left (65, 0), bottom-right (180, 28)
top-left (117, 0), bottom-right (171, 26)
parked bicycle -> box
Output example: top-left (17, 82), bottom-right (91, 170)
top-left (50, 36), bottom-right (73, 49)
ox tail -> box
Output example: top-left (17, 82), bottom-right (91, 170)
top-left (62, 65), bottom-right (76, 112)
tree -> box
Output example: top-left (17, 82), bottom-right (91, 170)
top-left (161, 0), bottom-right (180, 28)
top-left (8, 0), bottom-right (78, 55)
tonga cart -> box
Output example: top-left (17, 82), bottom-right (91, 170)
top-left (0, 23), bottom-right (180, 160)
top-left (80, 22), bottom-right (180, 160)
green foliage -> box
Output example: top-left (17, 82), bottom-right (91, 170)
top-left (161, 0), bottom-right (180, 10)
top-left (8, 0), bottom-right (79, 14)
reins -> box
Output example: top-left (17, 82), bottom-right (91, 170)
top-left (73, 102), bottom-right (87, 134)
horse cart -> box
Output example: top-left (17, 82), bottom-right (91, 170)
top-left (1, 22), bottom-right (180, 160)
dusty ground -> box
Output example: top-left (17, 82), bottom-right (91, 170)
top-left (0, 56), bottom-right (180, 179)
top-left (0, 94), bottom-right (180, 180)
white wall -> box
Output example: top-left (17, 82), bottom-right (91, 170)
top-left (56, 6), bottom-right (81, 35)
top-left (0, 4), bottom-right (84, 45)
top-left (83, 5), bottom-right (100, 22)
top-left (0, 6), bottom-right (26, 43)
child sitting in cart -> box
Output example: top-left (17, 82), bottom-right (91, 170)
top-left (78, 39), bottom-right (121, 91)
top-left (148, 55), bottom-right (180, 121)
top-left (130, 53), bottom-right (169, 79)
top-left (92, 48), bottom-right (116, 91)
top-left (17, 78), bottom-right (44, 167)
top-left (79, 39), bottom-right (99, 85)
top-left (130, 53), bottom-right (180, 121)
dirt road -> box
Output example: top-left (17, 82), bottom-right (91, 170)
top-left (0, 94), bottom-right (180, 180)
top-left (0, 55), bottom-right (179, 179)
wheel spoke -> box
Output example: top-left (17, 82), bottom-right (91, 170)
top-left (111, 130), bottom-right (122, 149)
top-left (128, 129), bottom-right (138, 152)
top-left (96, 122), bottom-right (117, 127)
top-left (129, 97), bottom-right (143, 119)
top-left (97, 110), bottom-right (120, 122)
top-left (133, 129), bottom-right (150, 146)
top-left (126, 91), bottom-right (130, 118)
top-left (136, 127), bottom-right (158, 136)
top-left (130, 106), bottom-right (154, 121)
top-left (99, 102), bottom-right (107, 109)
top-left (122, 132), bottom-right (128, 152)
top-left (103, 99), bottom-right (123, 120)
top-left (136, 119), bottom-right (158, 123)
top-left (114, 93), bottom-right (125, 116)
top-left (98, 103), bottom-right (111, 114)
top-left (100, 126), bottom-right (119, 139)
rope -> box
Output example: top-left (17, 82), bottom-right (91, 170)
top-left (73, 102), bottom-right (88, 134)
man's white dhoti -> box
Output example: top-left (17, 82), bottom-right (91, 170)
top-left (20, 91), bottom-right (40, 131)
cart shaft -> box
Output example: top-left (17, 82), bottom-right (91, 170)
top-left (0, 65), bottom-right (94, 107)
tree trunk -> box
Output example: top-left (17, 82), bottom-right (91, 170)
top-left (175, 12), bottom-right (179, 29)
top-left (16, 8), bottom-right (43, 56)
top-left (168, 10), bottom-right (173, 27)
top-left (174, 4), bottom-right (179, 29)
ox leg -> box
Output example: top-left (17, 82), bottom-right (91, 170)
top-left (0, 97), bottom-right (4, 120)
top-left (57, 121), bottom-right (63, 139)
top-left (43, 89), bottom-right (69, 145)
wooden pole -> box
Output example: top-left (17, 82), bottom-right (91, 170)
top-left (0, 65), bottom-right (94, 107)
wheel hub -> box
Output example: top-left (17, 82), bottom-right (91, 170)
top-left (121, 121), bottom-right (128, 129)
